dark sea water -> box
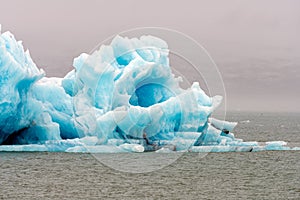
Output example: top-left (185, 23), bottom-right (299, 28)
top-left (0, 112), bottom-right (299, 199)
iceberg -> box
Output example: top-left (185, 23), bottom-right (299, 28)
top-left (0, 26), bottom-right (298, 153)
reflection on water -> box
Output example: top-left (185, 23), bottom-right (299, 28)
top-left (93, 152), bottom-right (184, 173)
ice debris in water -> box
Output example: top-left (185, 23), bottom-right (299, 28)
top-left (0, 26), bottom-right (298, 153)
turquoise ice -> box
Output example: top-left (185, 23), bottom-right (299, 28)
top-left (0, 26), bottom-right (297, 152)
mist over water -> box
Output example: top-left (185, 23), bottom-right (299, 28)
top-left (226, 112), bottom-right (300, 145)
top-left (0, 0), bottom-right (299, 112)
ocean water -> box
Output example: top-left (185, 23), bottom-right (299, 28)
top-left (0, 112), bottom-right (299, 199)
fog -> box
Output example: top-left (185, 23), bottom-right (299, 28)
top-left (1, 0), bottom-right (299, 112)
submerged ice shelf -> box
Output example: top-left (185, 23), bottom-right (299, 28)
top-left (0, 26), bottom-right (298, 153)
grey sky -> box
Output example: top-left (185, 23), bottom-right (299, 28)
top-left (1, 0), bottom-right (299, 112)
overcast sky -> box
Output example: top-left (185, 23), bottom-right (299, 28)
top-left (1, 0), bottom-right (299, 112)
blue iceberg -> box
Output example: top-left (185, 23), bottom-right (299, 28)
top-left (0, 26), bottom-right (297, 153)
